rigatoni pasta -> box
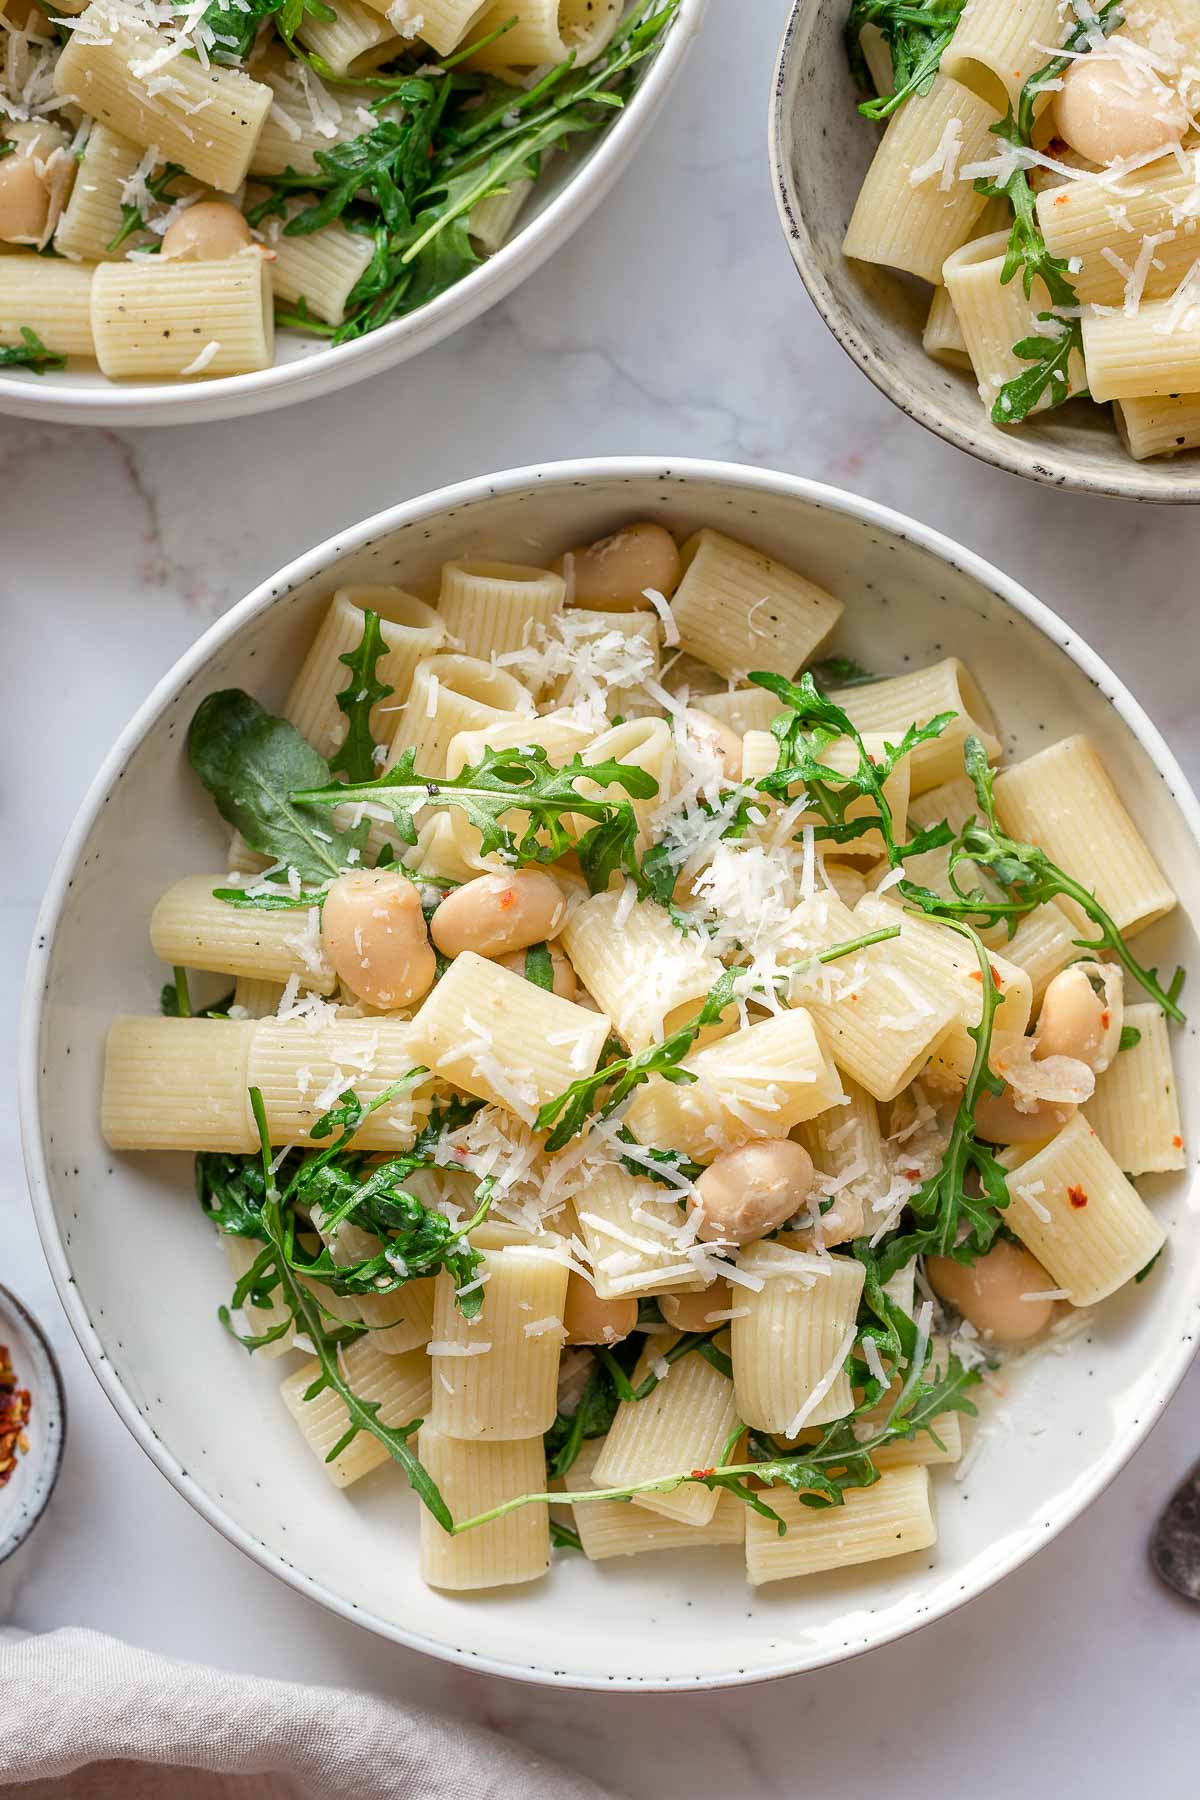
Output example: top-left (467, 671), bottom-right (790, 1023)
top-left (839, 3), bottom-right (1200, 461)
top-left (103, 510), bottom-right (1188, 1599)
top-left (0, 0), bottom-right (682, 384)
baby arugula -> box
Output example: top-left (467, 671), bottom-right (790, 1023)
top-left (188, 689), bottom-right (368, 882)
top-left (901, 735), bottom-right (1186, 1021)
top-left (749, 669), bottom-right (954, 863)
top-left (293, 741), bottom-right (657, 893)
top-left (846, 0), bottom-right (969, 120)
top-left (971, 0), bottom-right (1125, 426)
top-left (536, 928), bottom-right (902, 1153)
top-left (0, 328), bottom-right (66, 374)
top-left (258, 2), bottom-right (683, 347)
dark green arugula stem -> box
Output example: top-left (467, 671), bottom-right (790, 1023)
top-left (455, 1351), bottom-right (979, 1536)
top-left (240, 1085), bottom-right (453, 1526)
top-left (535, 929), bottom-right (901, 1152)
top-left (901, 736), bottom-right (1186, 1021)
top-left (331, 608), bottom-right (394, 784)
top-left (846, 0), bottom-right (969, 120)
top-left (973, 1), bottom-right (1124, 425)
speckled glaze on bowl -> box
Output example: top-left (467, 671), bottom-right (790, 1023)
top-left (20, 459), bottom-right (1200, 1687)
top-left (769, 0), bottom-right (1200, 504)
top-left (0, 1284), bottom-right (66, 1565)
top-left (0, 0), bottom-right (705, 429)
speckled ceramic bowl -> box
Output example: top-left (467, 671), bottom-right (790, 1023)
top-left (20, 459), bottom-right (1200, 1686)
top-left (0, 1284), bottom-right (66, 1565)
top-left (769, 0), bottom-right (1200, 503)
top-left (0, 0), bottom-right (705, 429)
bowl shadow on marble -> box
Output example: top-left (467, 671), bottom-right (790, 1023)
top-left (768, 0), bottom-right (1200, 504)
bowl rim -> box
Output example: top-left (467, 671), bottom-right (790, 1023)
top-left (766, 0), bottom-right (1200, 506)
top-left (0, 1279), bottom-right (68, 1567)
top-left (0, 0), bottom-right (706, 430)
top-left (19, 454), bottom-right (1200, 1687)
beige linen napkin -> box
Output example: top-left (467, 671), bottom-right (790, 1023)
top-left (0, 1629), bottom-right (618, 1799)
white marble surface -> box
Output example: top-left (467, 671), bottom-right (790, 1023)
top-left (3, 1), bottom-right (1200, 1792)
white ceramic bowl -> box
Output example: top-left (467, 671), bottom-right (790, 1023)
top-left (20, 458), bottom-right (1200, 1688)
top-left (0, 2), bottom-right (704, 429)
top-left (769, 0), bottom-right (1200, 503)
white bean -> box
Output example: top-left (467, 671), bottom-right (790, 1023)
top-left (688, 1140), bottom-right (815, 1247)
top-left (430, 870), bottom-right (566, 960)
top-left (562, 1276), bottom-right (637, 1346)
top-left (1054, 54), bottom-right (1187, 165)
top-left (321, 871), bottom-right (435, 1009)
top-left (556, 521), bottom-right (681, 612)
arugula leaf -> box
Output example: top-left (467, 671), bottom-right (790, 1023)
top-left (0, 140), bottom-right (14, 162)
top-left (256, 1), bottom-right (682, 347)
top-left (211, 883), bottom-right (328, 912)
top-left (235, 1087), bottom-right (453, 1527)
top-left (161, 966), bottom-right (192, 1017)
top-left (106, 161), bottom-right (187, 253)
top-left (870, 919), bottom-right (1013, 1284)
top-left (524, 942), bottom-right (555, 991)
top-left (808, 654), bottom-right (878, 691)
top-left (846, 0), bottom-right (968, 120)
top-left (544, 1355), bottom-right (625, 1478)
top-left (973, 0), bottom-right (1124, 426)
top-left (450, 1345), bottom-right (981, 1538)
top-left (748, 669), bottom-right (953, 862)
top-left (330, 608), bottom-right (394, 784)
top-left (1119, 1024), bottom-right (1142, 1053)
top-left (536, 929), bottom-right (902, 1153)
top-left (294, 741), bottom-right (655, 887)
top-left (199, 0), bottom-right (333, 61)
top-left (0, 327), bottom-right (66, 374)
top-left (187, 690), bottom-right (368, 883)
top-left (901, 735), bottom-right (1186, 1021)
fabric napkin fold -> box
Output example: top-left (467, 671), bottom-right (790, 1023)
top-left (0, 1628), bottom-right (618, 1799)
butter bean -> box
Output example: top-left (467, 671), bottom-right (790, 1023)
top-left (430, 870), bottom-right (566, 960)
top-left (321, 871), bottom-right (435, 1009)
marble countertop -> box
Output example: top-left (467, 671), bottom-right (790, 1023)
top-left (3, 1), bottom-right (1200, 1791)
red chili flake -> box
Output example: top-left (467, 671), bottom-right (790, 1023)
top-left (904, 1168), bottom-right (922, 1182)
top-left (989, 964), bottom-right (1002, 988)
top-left (1173, 1136), bottom-right (1184, 1150)
top-left (970, 969), bottom-right (982, 983)
top-left (0, 1344), bottom-right (31, 1490)
top-left (690, 1467), bottom-right (716, 1481)
top-left (498, 888), bottom-right (516, 909)
top-left (1068, 1185), bottom-right (1089, 1210)
top-left (1101, 1010), bottom-right (1111, 1028)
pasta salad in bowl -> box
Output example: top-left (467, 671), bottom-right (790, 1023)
top-left (0, 0), bottom-right (700, 424)
top-left (22, 459), bottom-right (1200, 1685)
top-left (771, 0), bottom-right (1200, 501)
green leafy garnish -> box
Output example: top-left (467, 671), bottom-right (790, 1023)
top-left (252, 1), bottom-right (682, 347)
top-left (523, 942), bottom-right (555, 991)
top-left (0, 327), bottom-right (66, 374)
top-left (871, 920), bottom-right (1012, 1284)
top-left (106, 162), bottom-right (187, 253)
top-left (902, 736), bottom-right (1185, 1021)
top-left (808, 654), bottom-right (878, 691)
top-left (199, 0), bottom-right (333, 62)
top-left (973, 1), bottom-right (1124, 426)
top-left (330, 608), bottom-right (394, 784)
top-left (536, 928), bottom-right (902, 1153)
top-left (749, 670), bottom-right (953, 862)
top-left (187, 690), bottom-right (368, 883)
top-left (228, 1086), bottom-right (452, 1526)
top-left (294, 741), bottom-right (656, 891)
top-left (1118, 1024), bottom-right (1142, 1053)
top-left (455, 1341), bottom-right (980, 1537)
top-left (846, 0), bottom-right (968, 120)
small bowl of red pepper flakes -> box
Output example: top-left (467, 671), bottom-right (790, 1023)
top-left (0, 1283), bottom-right (66, 1565)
